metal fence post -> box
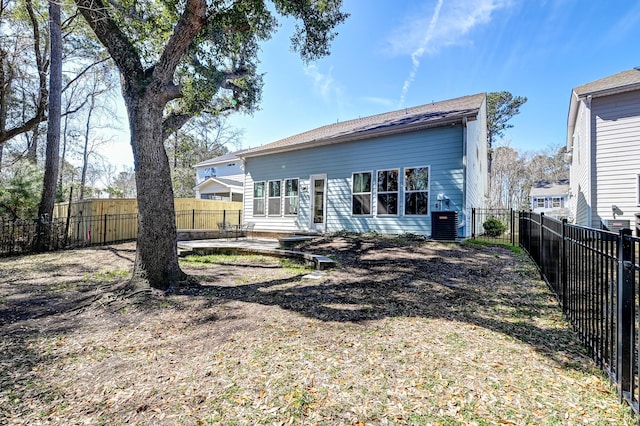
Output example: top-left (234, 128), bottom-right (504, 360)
top-left (223, 209), bottom-right (227, 224)
top-left (617, 228), bottom-right (633, 401)
top-left (471, 208), bottom-right (476, 238)
top-left (561, 219), bottom-right (568, 314)
top-left (103, 214), bottom-right (108, 244)
top-left (192, 209), bottom-right (196, 230)
top-left (510, 209), bottom-right (515, 246)
top-left (539, 212), bottom-right (545, 268)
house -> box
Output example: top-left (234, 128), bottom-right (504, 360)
top-left (566, 68), bottom-right (640, 235)
top-left (194, 150), bottom-right (245, 201)
top-left (237, 93), bottom-right (488, 238)
top-left (530, 180), bottom-right (570, 220)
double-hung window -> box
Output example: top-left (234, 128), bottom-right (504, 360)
top-left (284, 178), bottom-right (299, 215)
top-left (268, 180), bottom-right (281, 216)
top-left (536, 198), bottom-right (545, 208)
top-left (352, 172), bottom-right (372, 215)
top-left (552, 197), bottom-right (562, 208)
top-left (377, 169), bottom-right (398, 215)
top-left (404, 166), bottom-right (429, 215)
top-left (253, 182), bottom-right (265, 215)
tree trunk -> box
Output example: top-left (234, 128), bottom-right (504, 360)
top-left (125, 92), bottom-right (186, 291)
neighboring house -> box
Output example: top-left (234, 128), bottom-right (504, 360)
top-left (194, 150), bottom-right (245, 201)
top-left (530, 180), bottom-right (570, 220)
top-left (566, 68), bottom-right (640, 235)
top-left (238, 93), bottom-right (488, 238)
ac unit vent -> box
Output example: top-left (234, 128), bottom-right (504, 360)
top-left (431, 211), bottom-right (458, 241)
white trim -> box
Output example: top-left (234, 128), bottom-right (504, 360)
top-left (375, 168), bottom-right (399, 216)
top-left (252, 181), bottom-right (266, 216)
top-left (309, 174), bottom-right (327, 233)
top-left (403, 165), bottom-right (431, 216)
top-left (267, 180), bottom-right (282, 217)
top-left (284, 177), bottom-right (300, 216)
top-left (351, 170), bottom-right (373, 216)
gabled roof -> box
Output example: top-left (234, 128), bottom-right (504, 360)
top-left (567, 68), bottom-right (640, 149)
top-left (240, 93), bottom-right (486, 158)
top-left (573, 68), bottom-right (640, 98)
top-left (194, 150), bottom-right (246, 168)
top-left (193, 177), bottom-right (243, 191)
top-left (529, 180), bottom-right (570, 197)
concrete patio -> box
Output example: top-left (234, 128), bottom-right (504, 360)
top-left (177, 237), bottom-right (335, 270)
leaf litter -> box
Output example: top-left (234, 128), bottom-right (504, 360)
top-left (0, 237), bottom-right (635, 425)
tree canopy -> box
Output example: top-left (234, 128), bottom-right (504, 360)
top-left (486, 91), bottom-right (527, 149)
top-left (73, 0), bottom-right (349, 290)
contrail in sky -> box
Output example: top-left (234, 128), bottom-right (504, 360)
top-left (399, 0), bottom-right (444, 108)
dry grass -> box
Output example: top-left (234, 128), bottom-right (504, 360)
top-left (0, 237), bottom-right (635, 425)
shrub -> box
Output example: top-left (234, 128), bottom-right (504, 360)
top-left (483, 217), bottom-right (507, 237)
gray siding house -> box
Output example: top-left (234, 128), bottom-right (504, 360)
top-left (566, 69), bottom-right (640, 234)
top-left (238, 93), bottom-right (488, 238)
top-left (530, 180), bottom-right (570, 220)
top-left (194, 150), bottom-right (245, 201)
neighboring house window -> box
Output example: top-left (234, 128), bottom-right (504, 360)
top-left (284, 178), bottom-right (299, 215)
top-left (204, 167), bottom-right (216, 178)
top-left (253, 182), bottom-right (265, 216)
top-left (268, 180), bottom-right (281, 216)
top-left (227, 163), bottom-right (236, 167)
top-left (352, 172), bottom-right (372, 215)
top-left (377, 169), bottom-right (398, 215)
top-left (536, 198), bottom-right (545, 208)
top-left (404, 166), bottom-right (429, 215)
top-left (552, 197), bottom-right (563, 208)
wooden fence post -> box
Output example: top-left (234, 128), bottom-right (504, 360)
top-left (617, 228), bottom-right (633, 401)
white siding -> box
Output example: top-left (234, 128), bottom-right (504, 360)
top-left (569, 100), bottom-right (591, 226)
top-left (592, 90), bottom-right (640, 231)
top-left (465, 97), bottom-right (488, 235)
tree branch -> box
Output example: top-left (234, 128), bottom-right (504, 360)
top-left (74, 0), bottom-right (144, 80)
top-left (153, 0), bottom-right (206, 92)
top-left (162, 112), bottom-right (192, 141)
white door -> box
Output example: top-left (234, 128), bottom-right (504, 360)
top-left (309, 174), bottom-right (327, 233)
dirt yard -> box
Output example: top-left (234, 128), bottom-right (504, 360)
top-left (0, 235), bottom-right (635, 425)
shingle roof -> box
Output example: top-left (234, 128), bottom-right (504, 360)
top-left (194, 150), bottom-right (246, 168)
top-left (529, 180), bottom-right (570, 197)
top-left (574, 68), bottom-right (640, 97)
top-left (193, 176), bottom-right (243, 191)
top-left (241, 93), bottom-right (485, 157)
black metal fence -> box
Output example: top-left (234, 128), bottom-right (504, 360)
top-left (0, 209), bottom-right (242, 257)
top-left (520, 211), bottom-right (640, 416)
top-left (471, 208), bottom-right (518, 246)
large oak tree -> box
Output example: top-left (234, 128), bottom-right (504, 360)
top-left (73, 0), bottom-right (348, 290)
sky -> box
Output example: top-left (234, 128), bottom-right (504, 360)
top-left (102, 0), bottom-right (640, 169)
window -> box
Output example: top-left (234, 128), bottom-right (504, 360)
top-left (552, 197), bottom-right (563, 208)
top-left (284, 178), bottom-right (299, 215)
top-left (404, 166), bottom-right (429, 215)
top-left (253, 182), bottom-right (265, 215)
top-left (377, 169), bottom-right (398, 215)
top-left (268, 180), bottom-right (281, 216)
top-left (352, 172), bottom-right (372, 215)
top-left (536, 198), bottom-right (545, 208)
top-left (203, 167), bottom-right (216, 178)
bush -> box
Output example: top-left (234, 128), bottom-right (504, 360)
top-left (483, 217), bottom-right (507, 237)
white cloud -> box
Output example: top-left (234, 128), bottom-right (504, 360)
top-left (304, 64), bottom-right (340, 102)
top-left (392, 0), bottom-right (512, 106)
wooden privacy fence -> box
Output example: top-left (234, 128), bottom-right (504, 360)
top-left (520, 211), bottom-right (640, 418)
top-left (1, 199), bottom-right (243, 256)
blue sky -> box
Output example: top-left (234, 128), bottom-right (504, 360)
top-left (104, 0), bottom-right (640, 168)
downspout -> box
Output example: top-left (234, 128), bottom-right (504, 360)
top-left (462, 116), bottom-right (468, 238)
top-left (585, 94), bottom-right (593, 227)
